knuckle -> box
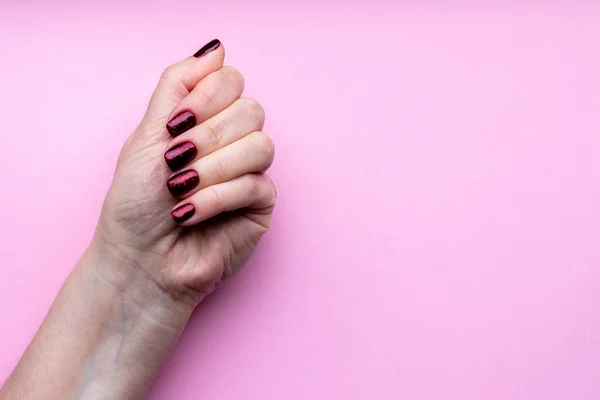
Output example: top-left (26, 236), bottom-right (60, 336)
top-left (220, 66), bottom-right (245, 91)
top-left (203, 120), bottom-right (225, 146)
top-left (160, 64), bottom-right (179, 81)
top-left (208, 186), bottom-right (223, 210)
top-left (198, 88), bottom-right (218, 115)
top-left (247, 174), bottom-right (262, 198)
top-left (263, 174), bottom-right (278, 202)
top-left (253, 132), bottom-right (275, 166)
top-left (212, 159), bottom-right (228, 182)
top-left (239, 97), bottom-right (265, 125)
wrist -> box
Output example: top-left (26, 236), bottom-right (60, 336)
top-left (82, 237), bottom-right (195, 331)
top-left (56, 247), bottom-right (194, 398)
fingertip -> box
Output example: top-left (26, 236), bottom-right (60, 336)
top-left (193, 38), bottom-right (222, 59)
top-left (171, 203), bottom-right (195, 224)
top-left (146, 41), bottom-right (225, 123)
top-left (183, 40), bottom-right (225, 91)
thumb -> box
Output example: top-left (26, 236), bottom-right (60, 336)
top-left (143, 39), bottom-right (224, 135)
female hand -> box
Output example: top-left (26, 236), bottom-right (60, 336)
top-left (94, 39), bottom-right (276, 308)
top-left (0, 39), bottom-right (276, 400)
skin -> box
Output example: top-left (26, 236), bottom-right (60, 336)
top-left (0, 43), bottom-right (276, 399)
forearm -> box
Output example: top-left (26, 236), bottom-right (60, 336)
top-left (0, 243), bottom-right (193, 400)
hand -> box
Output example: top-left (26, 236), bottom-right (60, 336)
top-left (93, 40), bottom-right (276, 308)
top-left (0, 40), bottom-right (277, 400)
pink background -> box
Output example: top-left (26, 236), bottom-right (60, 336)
top-left (2, 1), bottom-right (600, 398)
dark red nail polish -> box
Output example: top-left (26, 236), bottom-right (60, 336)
top-left (167, 110), bottom-right (196, 137)
top-left (193, 39), bottom-right (220, 58)
top-left (172, 203), bottom-right (195, 223)
top-left (167, 169), bottom-right (200, 197)
top-left (164, 141), bottom-right (197, 171)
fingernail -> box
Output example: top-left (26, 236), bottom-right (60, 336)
top-left (167, 110), bottom-right (196, 138)
top-left (167, 169), bottom-right (200, 197)
top-left (172, 203), bottom-right (195, 223)
top-left (193, 39), bottom-right (221, 58)
top-left (164, 141), bottom-right (197, 171)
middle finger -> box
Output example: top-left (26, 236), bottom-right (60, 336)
top-left (166, 131), bottom-right (275, 199)
top-left (163, 97), bottom-right (265, 171)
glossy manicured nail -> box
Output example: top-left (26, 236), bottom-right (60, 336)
top-left (167, 110), bottom-right (196, 138)
top-left (193, 39), bottom-right (221, 58)
top-left (167, 169), bottom-right (200, 197)
top-left (164, 141), bottom-right (197, 171)
top-left (171, 203), bottom-right (195, 223)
